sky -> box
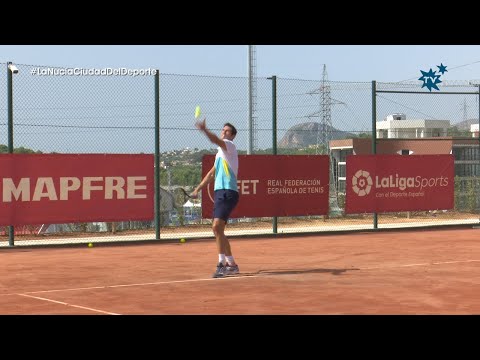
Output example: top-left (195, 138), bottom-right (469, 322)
top-left (1, 45), bottom-right (479, 153)
top-left (1, 45), bottom-right (480, 82)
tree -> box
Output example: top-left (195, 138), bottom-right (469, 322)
top-left (0, 144), bottom-right (43, 154)
top-left (447, 126), bottom-right (470, 137)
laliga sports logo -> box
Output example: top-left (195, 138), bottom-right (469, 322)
top-left (352, 170), bottom-right (373, 197)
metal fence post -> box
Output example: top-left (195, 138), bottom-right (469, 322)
top-left (7, 62), bottom-right (16, 246)
top-left (268, 75), bottom-right (278, 234)
top-left (154, 70), bottom-right (160, 240)
top-left (372, 80), bottom-right (378, 229)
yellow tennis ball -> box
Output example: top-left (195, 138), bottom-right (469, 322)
top-left (194, 106), bottom-right (201, 119)
top-left (88, 243), bottom-right (93, 248)
top-left (180, 238), bottom-right (186, 243)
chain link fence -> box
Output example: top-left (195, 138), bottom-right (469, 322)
top-left (0, 62), bottom-right (478, 247)
top-left (374, 81), bottom-right (479, 225)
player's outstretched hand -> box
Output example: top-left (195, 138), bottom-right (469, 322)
top-left (190, 189), bottom-right (199, 199)
top-left (195, 118), bottom-right (207, 131)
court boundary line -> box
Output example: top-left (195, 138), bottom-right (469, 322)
top-left (361, 259), bottom-right (480, 270)
top-left (1, 275), bottom-right (258, 297)
top-left (1, 219), bottom-right (478, 248)
top-left (2, 258), bottom-right (480, 298)
top-left (17, 293), bottom-right (120, 315)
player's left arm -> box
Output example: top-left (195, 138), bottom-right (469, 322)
top-left (191, 165), bottom-right (215, 198)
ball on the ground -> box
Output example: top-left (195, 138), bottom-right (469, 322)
top-left (88, 242), bottom-right (93, 248)
top-left (180, 238), bottom-right (186, 243)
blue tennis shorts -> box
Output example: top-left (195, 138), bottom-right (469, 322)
top-left (213, 189), bottom-right (239, 222)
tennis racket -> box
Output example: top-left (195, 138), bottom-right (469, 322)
top-left (172, 187), bottom-right (197, 207)
top-left (179, 187), bottom-right (194, 200)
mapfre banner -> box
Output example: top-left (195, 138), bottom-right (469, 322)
top-left (345, 155), bottom-right (454, 214)
top-left (201, 155), bottom-right (330, 218)
top-left (0, 154), bottom-right (154, 226)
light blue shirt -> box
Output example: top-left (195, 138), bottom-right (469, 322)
top-left (214, 140), bottom-right (238, 192)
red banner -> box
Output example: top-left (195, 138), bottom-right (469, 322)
top-left (201, 155), bottom-right (330, 218)
top-left (345, 155), bottom-right (454, 214)
top-left (0, 154), bottom-right (154, 226)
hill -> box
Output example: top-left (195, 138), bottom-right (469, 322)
top-left (452, 118), bottom-right (478, 131)
top-left (278, 122), bottom-right (355, 149)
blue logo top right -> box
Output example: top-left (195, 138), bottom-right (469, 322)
top-left (418, 63), bottom-right (448, 92)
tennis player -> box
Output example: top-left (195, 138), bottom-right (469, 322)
top-left (191, 119), bottom-right (240, 278)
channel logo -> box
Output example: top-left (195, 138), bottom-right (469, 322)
top-left (352, 170), bottom-right (372, 197)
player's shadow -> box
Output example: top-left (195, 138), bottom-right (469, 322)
top-left (254, 267), bottom-right (360, 276)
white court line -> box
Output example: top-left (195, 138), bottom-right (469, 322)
top-left (4, 259), bottom-right (480, 299)
top-left (361, 259), bottom-right (480, 270)
top-left (1, 218), bottom-right (478, 247)
top-left (17, 293), bottom-right (120, 315)
top-left (2, 275), bottom-right (258, 297)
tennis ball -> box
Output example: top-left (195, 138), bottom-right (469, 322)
top-left (180, 238), bottom-right (186, 243)
top-left (88, 243), bottom-right (93, 248)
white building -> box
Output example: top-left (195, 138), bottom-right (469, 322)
top-left (330, 114), bottom-right (479, 198)
top-left (376, 113), bottom-right (450, 139)
top-left (471, 124), bottom-right (479, 137)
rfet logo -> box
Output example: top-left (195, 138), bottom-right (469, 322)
top-left (201, 154), bottom-right (330, 218)
top-left (352, 170), bottom-right (372, 197)
top-left (206, 179), bottom-right (259, 203)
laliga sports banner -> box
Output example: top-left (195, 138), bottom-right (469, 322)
top-left (0, 154), bottom-right (154, 226)
top-left (201, 155), bottom-right (330, 218)
top-left (345, 154), bottom-right (454, 214)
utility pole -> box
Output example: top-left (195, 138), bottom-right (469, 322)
top-left (462, 98), bottom-right (469, 122)
top-left (248, 45), bottom-right (258, 154)
top-left (307, 65), bottom-right (344, 216)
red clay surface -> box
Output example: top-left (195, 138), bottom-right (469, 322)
top-left (1, 226), bottom-right (480, 314)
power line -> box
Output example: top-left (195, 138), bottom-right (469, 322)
top-left (396, 60), bottom-right (480, 83)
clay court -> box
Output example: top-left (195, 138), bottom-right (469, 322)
top-left (1, 225), bottom-right (480, 315)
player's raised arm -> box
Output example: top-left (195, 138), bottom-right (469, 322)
top-left (195, 118), bottom-right (227, 151)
